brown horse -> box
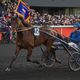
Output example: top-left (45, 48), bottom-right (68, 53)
top-left (5, 16), bottom-right (61, 71)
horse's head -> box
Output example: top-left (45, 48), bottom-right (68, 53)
top-left (10, 14), bottom-right (22, 29)
top-left (10, 14), bottom-right (32, 30)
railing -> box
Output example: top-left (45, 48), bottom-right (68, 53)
top-left (48, 25), bottom-right (74, 37)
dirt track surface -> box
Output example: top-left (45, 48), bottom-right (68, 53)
top-left (0, 44), bottom-right (80, 80)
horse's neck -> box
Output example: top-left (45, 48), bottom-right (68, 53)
top-left (22, 21), bottom-right (32, 27)
top-left (18, 18), bottom-right (32, 28)
top-left (19, 22), bottom-right (24, 28)
top-left (17, 18), bottom-right (25, 28)
top-left (15, 15), bottom-right (33, 28)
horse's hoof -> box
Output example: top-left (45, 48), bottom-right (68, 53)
top-left (32, 61), bottom-right (40, 64)
top-left (37, 64), bottom-right (45, 71)
top-left (35, 61), bottom-right (40, 64)
top-left (27, 59), bottom-right (32, 62)
top-left (55, 60), bottom-right (61, 64)
top-left (5, 67), bottom-right (11, 72)
top-left (42, 59), bottom-right (54, 67)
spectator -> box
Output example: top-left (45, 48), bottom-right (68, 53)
top-left (0, 2), bottom-right (3, 17)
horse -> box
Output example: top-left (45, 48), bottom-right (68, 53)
top-left (5, 16), bottom-right (62, 71)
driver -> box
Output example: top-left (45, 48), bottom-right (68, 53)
top-left (69, 23), bottom-right (80, 48)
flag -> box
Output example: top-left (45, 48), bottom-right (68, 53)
top-left (16, 0), bottom-right (30, 22)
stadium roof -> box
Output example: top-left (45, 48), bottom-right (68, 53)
top-left (26, 0), bottom-right (80, 7)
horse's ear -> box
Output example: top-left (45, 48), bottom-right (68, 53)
top-left (11, 14), bottom-right (18, 20)
top-left (18, 16), bottom-right (23, 21)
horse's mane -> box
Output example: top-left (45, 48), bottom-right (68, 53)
top-left (19, 17), bottom-right (32, 28)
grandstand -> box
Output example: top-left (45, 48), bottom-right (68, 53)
top-left (0, 0), bottom-right (80, 38)
top-left (26, 0), bottom-right (80, 16)
top-left (1, 0), bottom-right (80, 16)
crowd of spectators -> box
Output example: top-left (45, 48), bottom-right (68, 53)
top-left (30, 10), bottom-right (80, 26)
top-left (0, 1), bottom-right (16, 20)
top-left (0, 1), bottom-right (80, 43)
top-left (0, 1), bottom-right (80, 26)
top-left (0, 1), bottom-right (17, 43)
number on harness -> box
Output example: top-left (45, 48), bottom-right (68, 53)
top-left (34, 27), bottom-right (40, 36)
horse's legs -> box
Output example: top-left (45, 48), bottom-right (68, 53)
top-left (45, 40), bottom-right (61, 64)
top-left (44, 40), bottom-right (53, 58)
top-left (50, 48), bottom-right (61, 64)
top-left (44, 40), bottom-right (60, 64)
top-left (5, 46), bottom-right (20, 71)
top-left (26, 47), bottom-right (33, 62)
top-left (26, 47), bottom-right (40, 64)
top-left (43, 44), bottom-right (52, 61)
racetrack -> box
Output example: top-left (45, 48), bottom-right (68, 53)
top-left (0, 43), bottom-right (80, 80)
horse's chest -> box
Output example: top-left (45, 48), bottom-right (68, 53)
top-left (17, 41), bottom-right (28, 49)
top-left (17, 35), bottom-right (35, 48)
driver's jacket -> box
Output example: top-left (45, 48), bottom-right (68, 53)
top-left (70, 30), bottom-right (80, 43)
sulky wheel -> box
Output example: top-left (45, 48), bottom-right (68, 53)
top-left (69, 52), bottom-right (80, 71)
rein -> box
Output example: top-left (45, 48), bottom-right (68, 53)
top-left (17, 27), bottom-right (34, 32)
top-left (13, 26), bottom-right (34, 32)
top-left (14, 26), bottom-right (59, 34)
top-left (13, 26), bottom-right (43, 32)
